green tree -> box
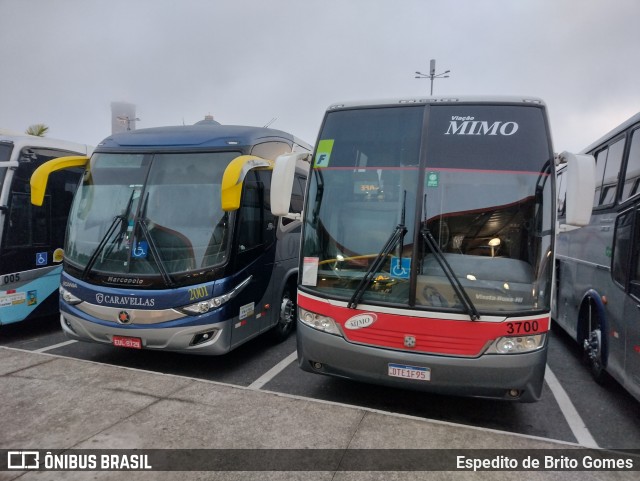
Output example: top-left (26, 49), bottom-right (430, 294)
top-left (26, 123), bottom-right (49, 136)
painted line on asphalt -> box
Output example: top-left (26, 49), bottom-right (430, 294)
top-left (34, 340), bottom-right (78, 353)
top-left (248, 350), bottom-right (298, 390)
top-left (4, 345), bottom-right (586, 448)
top-left (545, 364), bottom-right (599, 448)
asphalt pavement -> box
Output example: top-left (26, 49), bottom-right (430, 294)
top-left (0, 346), bottom-right (638, 480)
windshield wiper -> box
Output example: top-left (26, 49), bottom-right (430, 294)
top-left (136, 219), bottom-right (175, 287)
top-left (81, 213), bottom-right (126, 280)
top-left (81, 187), bottom-right (140, 280)
top-left (348, 191), bottom-right (407, 309)
top-left (136, 193), bottom-right (175, 288)
top-left (421, 196), bottom-right (480, 321)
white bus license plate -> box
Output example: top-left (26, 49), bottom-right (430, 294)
top-left (388, 363), bottom-right (431, 381)
top-left (112, 335), bottom-right (142, 349)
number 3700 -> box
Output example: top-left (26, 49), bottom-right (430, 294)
top-left (506, 320), bottom-right (540, 334)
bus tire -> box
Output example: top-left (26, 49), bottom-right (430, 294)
top-left (268, 283), bottom-right (297, 343)
top-left (580, 298), bottom-right (607, 384)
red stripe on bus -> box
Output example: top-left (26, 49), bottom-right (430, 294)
top-left (298, 294), bottom-right (549, 357)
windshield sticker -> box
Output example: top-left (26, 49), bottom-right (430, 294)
top-left (390, 257), bottom-right (411, 279)
top-left (35, 252), bottom-right (48, 266)
top-left (426, 172), bottom-right (439, 187)
top-left (27, 290), bottom-right (38, 306)
top-left (302, 257), bottom-right (319, 286)
top-left (475, 293), bottom-right (524, 304)
top-left (314, 139), bottom-right (334, 168)
top-left (132, 240), bottom-right (149, 259)
top-left (354, 181), bottom-right (380, 196)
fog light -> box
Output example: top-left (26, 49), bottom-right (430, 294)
top-left (507, 389), bottom-right (521, 398)
top-left (312, 361), bottom-right (323, 370)
top-left (190, 329), bottom-right (217, 346)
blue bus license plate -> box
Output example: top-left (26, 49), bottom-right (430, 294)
top-left (388, 363), bottom-right (430, 381)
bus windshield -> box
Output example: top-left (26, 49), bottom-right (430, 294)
top-left (301, 104), bottom-right (553, 315)
top-left (66, 151), bottom-right (237, 281)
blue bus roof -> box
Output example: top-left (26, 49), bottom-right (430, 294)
top-left (96, 124), bottom-right (301, 150)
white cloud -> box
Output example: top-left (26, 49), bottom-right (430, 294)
top-left (0, 0), bottom-right (638, 150)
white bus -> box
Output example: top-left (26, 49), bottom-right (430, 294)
top-left (555, 112), bottom-right (640, 403)
top-left (273, 96), bottom-right (594, 402)
top-left (0, 131), bottom-right (91, 326)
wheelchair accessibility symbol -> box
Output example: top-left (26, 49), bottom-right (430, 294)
top-left (390, 257), bottom-right (410, 279)
top-left (132, 240), bottom-right (149, 259)
top-left (35, 252), bottom-right (48, 266)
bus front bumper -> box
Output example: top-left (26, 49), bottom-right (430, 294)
top-left (296, 322), bottom-right (547, 402)
top-left (59, 311), bottom-right (233, 355)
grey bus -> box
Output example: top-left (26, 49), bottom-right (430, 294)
top-left (555, 112), bottom-right (640, 403)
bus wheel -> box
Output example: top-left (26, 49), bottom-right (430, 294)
top-left (268, 285), bottom-right (296, 343)
top-left (582, 303), bottom-right (606, 384)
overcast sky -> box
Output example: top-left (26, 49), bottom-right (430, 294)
top-left (1, 0), bottom-right (638, 152)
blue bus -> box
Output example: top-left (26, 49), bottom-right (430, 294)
top-left (30, 123), bottom-right (310, 353)
top-left (0, 131), bottom-right (91, 326)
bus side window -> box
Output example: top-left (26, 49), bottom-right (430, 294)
top-left (49, 169), bottom-right (82, 247)
top-left (593, 148), bottom-right (607, 207)
top-left (5, 148), bottom-right (51, 247)
top-left (557, 168), bottom-right (567, 217)
top-left (4, 147), bottom-right (83, 249)
top-left (612, 211), bottom-right (633, 289)
top-left (282, 174), bottom-right (305, 226)
top-left (594, 137), bottom-right (625, 207)
top-left (622, 128), bottom-right (640, 202)
top-left (237, 170), bottom-right (275, 252)
top-left (5, 193), bottom-right (48, 247)
top-left (600, 138), bottom-right (625, 205)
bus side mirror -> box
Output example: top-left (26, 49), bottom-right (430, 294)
top-left (30, 156), bottom-right (89, 206)
top-left (560, 151), bottom-right (596, 228)
top-left (271, 152), bottom-right (310, 219)
top-left (221, 155), bottom-right (273, 212)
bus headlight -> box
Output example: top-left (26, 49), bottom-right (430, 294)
top-left (59, 286), bottom-right (82, 305)
top-left (180, 292), bottom-right (231, 315)
top-left (487, 334), bottom-right (546, 354)
top-left (179, 276), bottom-right (252, 316)
top-left (298, 307), bottom-right (343, 336)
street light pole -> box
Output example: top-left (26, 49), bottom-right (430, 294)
top-left (117, 116), bottom-right (141, 131)
top-left (415, 59), bottom-right (450, 95)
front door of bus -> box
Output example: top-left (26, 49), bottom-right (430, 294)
top-left (624, 207), bottom-right (640, 393)
top-left (229, 171), bottom-right (276, 347)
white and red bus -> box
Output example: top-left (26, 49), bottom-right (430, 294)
top-left (272, 97), bottom-right (594, 402)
